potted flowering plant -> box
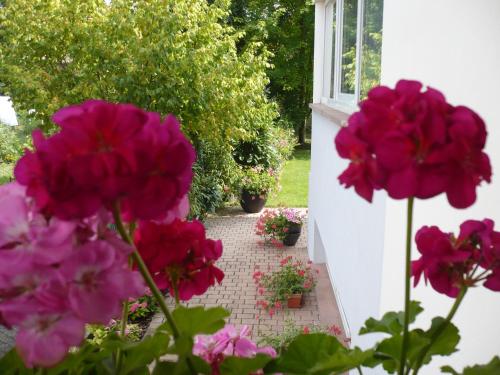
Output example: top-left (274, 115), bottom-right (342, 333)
top-left (255, 208), bottom-right (305, 246)
top-left (254, 256), bottom-right (316, 311)
top-left (239, 166), bottom-right (276, 213)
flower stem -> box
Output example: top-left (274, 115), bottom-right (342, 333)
top-left (399, 197), bottom-right (414, 375)
top-left (412, 286), bottom-right (467, 374)
top-left (112, 203), bottom-right (196, 374)
top-left (116, 257), bottom-right (133, 371)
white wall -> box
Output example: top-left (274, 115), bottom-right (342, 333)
top-left (380, 0), bottom-right (500, 372)
top-left (310, 0), bottom-right (500, 373)
top-left (0, 97), bottom-right (18, 126)
top-left (308, 111), bottom-right (387, 349)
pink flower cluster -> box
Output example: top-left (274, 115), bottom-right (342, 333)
top-left (193, 325), bottom-right (277, 375)
top-left (134, 219), bottom-right (224, 300)
top-left (412, 219), bottom-right (500, 297)
top-left (0, 183), bottom-right (144, 367)
top-left (15, 100), bottom-right (195, 221)
top-left (335, 80), bottom-right (491, 208)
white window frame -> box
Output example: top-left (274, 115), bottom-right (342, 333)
top-left (320, 0), bottom-right (366, 111)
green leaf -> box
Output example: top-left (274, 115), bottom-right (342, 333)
top-left (421, 318), bottom-right (460, 364)
top-left (220, 354), bottom-right (273, 375)
top-left (441, 366), bottom-right (460, 374)
top-left (374, 331), bottom-right (429, 374)
top-left (360, 301), bottom-right (423, 336)
top-left (153, 356), bottom-right (211, 375)
top-left (0, 349), bottom-right (32, 375)
top-left (119, 328), bottom-right (171, 374)
top-left (310, 348), bottom-right (375, 373)
top-left (264, 333), bottom-right (343, 374)
top-left (442, 356), bottom-right (500, 375)
top-left (171, 306), bottom-right (230, 336)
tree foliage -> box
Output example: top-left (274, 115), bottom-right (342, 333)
top-left (0, 0), bottom-right (278, 216)
top-left (229, 0), bottom-right (315, 144)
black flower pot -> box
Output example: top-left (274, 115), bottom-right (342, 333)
top-left (240, 189), bottom-right (267, 213)
top-left (283, 223), bottom-right (302, 246)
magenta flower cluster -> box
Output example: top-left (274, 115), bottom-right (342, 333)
top-left (412, 219), bottom-right (500, 297)
top-left (193, 325), bottom-right (276, 375)
top-left (335, 80), bottom-right (491, 208)
top-left (0, 183), bottom-right (144, 367)
top-left (0, 100), bottom-right (204, 368)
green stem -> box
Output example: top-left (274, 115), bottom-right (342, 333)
top-left (111, 203), bottom-right (196, 373)
top-left (399, 197), bottom-right (414, 375)
top-left (173, 281), bottom-right (181, 306)
top-left (357, 366), bottom-right (364, 375)
top-left (412, 286), bottom-right (467, 374)
top-left (116, 257), bottom-right (133, 371)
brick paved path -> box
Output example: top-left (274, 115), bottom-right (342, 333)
top-left (149, 207), bottom-right (345, 342)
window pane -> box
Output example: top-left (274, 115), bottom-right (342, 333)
top-left (360, 0), bottom-right (383, 99)
top-left (340, 0), bottom-right (358, 95)
top-left (329, 0), bottom-right (337, 98)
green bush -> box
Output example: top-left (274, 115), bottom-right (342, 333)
top-left (233, 124), bottom-right (296, 172)
top-left (0, 0), bottom-right (278, 215)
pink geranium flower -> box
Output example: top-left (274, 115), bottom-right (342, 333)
top-left (61, 240), bottom-right (143, 324)
top-left (335, 80), bottom-right (491, 208)
top-left (193, 325), bottom-right (276, 375)
top-left (16, 313), bottom-right (85, 368)
top-left (134, 219), bottom-right (224, 300)
top-left (15, 100), bottom-right (195, 221)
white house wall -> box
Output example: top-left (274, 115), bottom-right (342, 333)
top-left (380, 0), bottom-right (500, 372)
top-left (308, 110), bottom-right (387, 349)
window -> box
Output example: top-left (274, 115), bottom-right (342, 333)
top-left (324, 0), bottom-right (383, 106)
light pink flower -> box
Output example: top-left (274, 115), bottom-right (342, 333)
top-left (16, 313), bottom-right (85, 368)
top-left (61, 240), bottom-right (144, 324)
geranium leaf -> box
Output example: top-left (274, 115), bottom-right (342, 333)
top-left (171, 306), bottom-right (230, 336)
top-left (220, 354), bottom-right (273, 375)
top-left (310, 347), bottom-right (375, 373)
top-left (264, 333), bottom-right (343, 374)
top-left (360, 301), bottom-right (423, 336)
top-left (120, 328), bottom-right (171, 374)
top-left (374, 331), bottom-right (429, 373)
top-left (421, 318), bottom-right (460, 364)
top-left (441, 356), bottom-right (500, 374)
top-left (0, 349), bottom-right (32, 374)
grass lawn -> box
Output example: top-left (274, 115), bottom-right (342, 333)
top-left (0, 163), bottom-right (13, 185)
top-left (267, 145), bottom-right (310, 208)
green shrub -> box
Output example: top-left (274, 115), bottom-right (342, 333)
top-left (233, 124), bottom-right (296, 172)
top-left (0, 0), bottom-right (278, 213)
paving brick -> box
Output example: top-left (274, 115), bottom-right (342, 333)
top-left (147, 207), bottom-right (345, 342)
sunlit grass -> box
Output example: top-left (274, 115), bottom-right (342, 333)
top-left (267, 145), bottom-right (310, 208)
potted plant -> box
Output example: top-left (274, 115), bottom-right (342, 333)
top-left (238, 166), bottom-right (276, 213)
top-left (253, 256), bottom-right (317, 314)
top-left (255, 208), bottom-right (306, 246)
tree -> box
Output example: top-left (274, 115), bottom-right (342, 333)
top-left (229, 0), bottom-right (315, 144)
top-left (0, 0), bottom-right (277, 217)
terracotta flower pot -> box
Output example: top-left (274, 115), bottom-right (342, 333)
top-left (240, 189), bottom-right (267, 213)
top-left (287, 293), bottom-right (303, 308)
top-left (282, 223), bottom-right (302, 246)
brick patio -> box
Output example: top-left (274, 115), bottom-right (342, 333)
top-left (148, 207), bottom-right (345, 342)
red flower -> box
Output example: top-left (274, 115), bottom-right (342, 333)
top-left (15, 100), bottom-right (195, 221)
top-left (303, 326), bottom-right (310, 334)
top-left (134, 219), bottom-right (224, 300)
top-left (411, 226), bottom-right (472, 297)
top-left (335, 80), bottom-right (491, 208)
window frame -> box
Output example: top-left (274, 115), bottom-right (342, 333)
top-left (321, 0), bottom-right (368, 109)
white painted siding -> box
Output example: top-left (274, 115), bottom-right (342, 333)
top-left (310, 0), bottom-right (500, 373)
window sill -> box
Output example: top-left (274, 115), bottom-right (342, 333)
top-left (309, 103), bottom-right (351, 127)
